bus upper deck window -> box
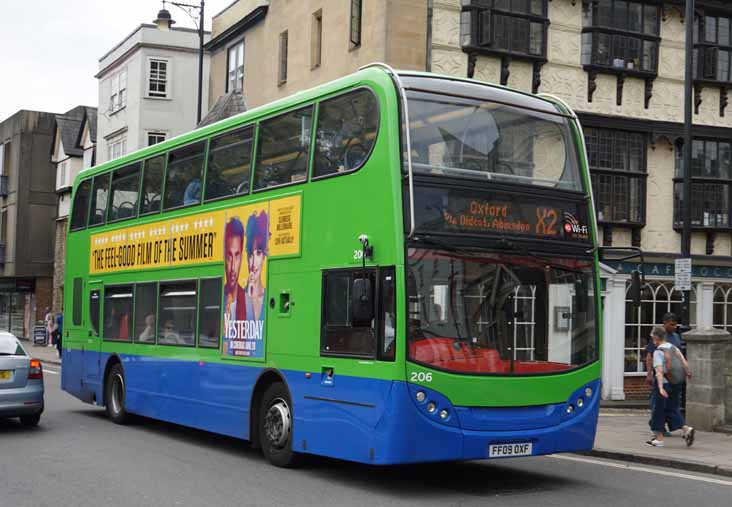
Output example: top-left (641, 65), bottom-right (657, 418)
top-left (140, 155), bottom-right (165, 215)
top-left (108, 162), bottom-right (141, 222)
top-left (89, 174), bottom-right (110, 227)
top-left (253, 105), bottom-right (314, 190)
top-left (70, 179), bottom-right (92, 230)
top-left (205, 126), bottom-right (254, 201)
top-left (164, 141), bottom-right (206, 210)
top-left (313, 89), bottom-right (378, 178)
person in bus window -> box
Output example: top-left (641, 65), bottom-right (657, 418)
top-left (138, 314), bottom-right (156, 342)
top-left (162, 319), bottom-right (181, 344)
top-left (183, 178), bottom-right (202, 205)
top-left (244, 210), bottom-right (268, 322)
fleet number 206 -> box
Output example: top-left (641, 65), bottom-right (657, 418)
top-left (410, 372), bottom-right (432, 382)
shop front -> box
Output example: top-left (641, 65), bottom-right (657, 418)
top-left (0, 278), bottom-right (36, 339)
top-left (600, 260), bottom-right (732, 401)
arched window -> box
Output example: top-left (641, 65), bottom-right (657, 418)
top-left (713, 283), bottom-right (732, 331)
top-left (624, 281), bottom-right (696, 373)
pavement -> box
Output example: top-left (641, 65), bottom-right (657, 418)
top-left (588, 409), bottom-right (732, 477)
top-left (20, 337), bottom-right (731, 479)
top-left (24, 340), bottom-right (62, 366)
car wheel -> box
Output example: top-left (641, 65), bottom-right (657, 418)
top-left (105, 363), bottom-right (129, 424)
top-left (19, 413), bottom-right (41, 427)
top-left (258, 383), bottom-right (299, 467)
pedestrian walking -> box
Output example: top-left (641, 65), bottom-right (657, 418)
top-left (645, 312), bottom-right (683, 435)
top-left (55, 311), bottom-right (63, 359)
top-left (646, 326), bottom-right (695, 448)
top-left (661, 312), bottom-right (683, 348)
top-left (44, 307), bottom-right (54, 347)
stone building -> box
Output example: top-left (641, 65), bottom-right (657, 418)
top-left (96, 15), bottom-right (211, 164)
top-left (206, 0), bottom-right (732, 400)
top-left (0, 110), bottom-right (58, 338)
top-left (51, 106), bottom-right (96, 313)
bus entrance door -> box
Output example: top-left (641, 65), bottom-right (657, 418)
top-left (83, 284), bottom-right (102, 387)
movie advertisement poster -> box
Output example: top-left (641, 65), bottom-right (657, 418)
top-left (221, 195), bottom-right (301, 359)
top-left (88, 194), bottom-right (302, 361)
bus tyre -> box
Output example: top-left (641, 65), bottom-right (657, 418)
top-left (259, 383), bottom-right (298, 467)
top-left (105, 363), bottom-right (129, 424)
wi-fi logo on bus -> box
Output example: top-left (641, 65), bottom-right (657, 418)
top-left (563, 212), bottom-right (589, 237)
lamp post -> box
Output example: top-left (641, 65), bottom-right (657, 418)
top-left (155, 0), bottom-right (205, 124)
top-left (681, 0), bottom-right (694, 327)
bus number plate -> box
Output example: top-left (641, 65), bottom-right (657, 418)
top-left (488, 442), bottom-right (532, 458)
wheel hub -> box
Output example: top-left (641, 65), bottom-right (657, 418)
top-left (263, 398), bottom-right (291, 448)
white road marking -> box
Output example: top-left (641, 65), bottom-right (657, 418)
top-left (43, 369), bottom-right (60, 375)
top-left (549, 454), bottom-right (732, 487)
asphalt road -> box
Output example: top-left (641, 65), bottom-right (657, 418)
top-left (2, 366), bottom-right (731, 507)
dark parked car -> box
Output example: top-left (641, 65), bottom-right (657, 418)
top-left (0, 332), bottom-right (44, 426)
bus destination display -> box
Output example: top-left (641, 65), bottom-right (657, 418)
top-left (412, 186), bottom-right (591, 243)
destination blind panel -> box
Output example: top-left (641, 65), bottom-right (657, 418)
top-left (410, 186), bottom-right (591, 243)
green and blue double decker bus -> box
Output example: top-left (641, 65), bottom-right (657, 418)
top-left (62, 64), bottom-right (601, 466)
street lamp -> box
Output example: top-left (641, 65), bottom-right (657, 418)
top-left (155, 0), bottom-right (205, 124)
top-left (681, 0), bottom-right (694, 327)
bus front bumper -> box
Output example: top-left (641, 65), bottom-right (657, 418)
top-left (371, 379), bottom-right (600, 464)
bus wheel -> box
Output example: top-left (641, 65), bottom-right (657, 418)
top-left (105, 363), bottom-right (129, 424)
top-left (259, 383), bottom-right (298, 467)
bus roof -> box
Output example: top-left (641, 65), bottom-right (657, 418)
top-left (76, 65), bottom-right (568, 184)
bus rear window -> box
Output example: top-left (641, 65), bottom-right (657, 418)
top-left (70, 179), bottom-right (92, 230)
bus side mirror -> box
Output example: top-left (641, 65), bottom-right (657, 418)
top-left (352, 277), bottom-right (374, 325)
top-left (629, 270), bottom-right (642, 308)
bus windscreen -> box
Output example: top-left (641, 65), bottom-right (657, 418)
top-left (405, 90), bottom-right (582, 191)
top-left (407, 248), bottom-right (597, 375)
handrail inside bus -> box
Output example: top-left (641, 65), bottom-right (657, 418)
top-left (358, 62), bottom-right (417, 238)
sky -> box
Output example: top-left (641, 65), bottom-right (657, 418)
top-left (0, 0), bottom-right (232, 121)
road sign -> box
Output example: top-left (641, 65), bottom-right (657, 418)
top-left (675, 258), bottom-right (692, 291)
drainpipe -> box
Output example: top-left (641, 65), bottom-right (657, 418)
top-left (426, 0), bottom-right (433, 72)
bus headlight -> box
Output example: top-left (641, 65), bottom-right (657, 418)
top-left (439, 409), bottom-right (449, 420)
top-left (415, 391), bottom-right (426, 403)
top-left (566, 404), bottom-right (574, 414)
top-left (585, 387), bottom-right (593, 398)
top-left (427, 402), bottom-right (437, 414)
top-left (577, 398), bottom-right (584, 408)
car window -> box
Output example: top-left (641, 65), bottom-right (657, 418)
top-left (0, 336), bottom-right (25, 355)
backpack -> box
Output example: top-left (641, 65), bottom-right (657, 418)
top-left (663, 344), bottom-right (686, 385)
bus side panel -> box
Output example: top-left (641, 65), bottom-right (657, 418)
top-left (61, 347), bottom-right (92, 403)
top-left (107, 353), bottom-right (261, 440)
top-left (285, 371), bottom-right (395, 463)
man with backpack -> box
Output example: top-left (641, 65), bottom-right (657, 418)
top-left (645, 312), bottom-right (683, 435)
top-left (647, 326), bottom-right (695, 448)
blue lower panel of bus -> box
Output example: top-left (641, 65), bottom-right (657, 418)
top-left (62, 350), bottom-right (599, 465)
